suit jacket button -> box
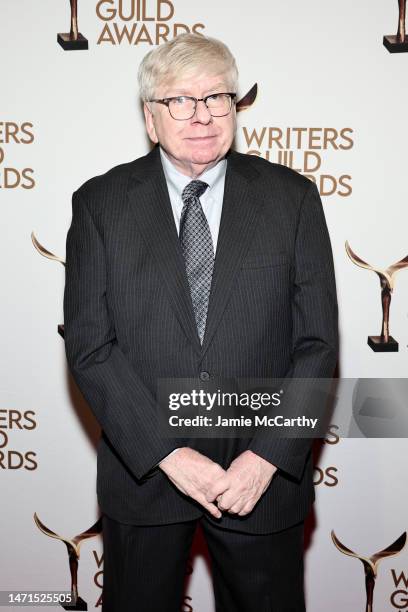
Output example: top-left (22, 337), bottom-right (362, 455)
top-left (199, 371), bottom-right (210, 381)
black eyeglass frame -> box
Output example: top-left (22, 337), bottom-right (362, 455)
top-left (147, 92), bottom-right (237, 120)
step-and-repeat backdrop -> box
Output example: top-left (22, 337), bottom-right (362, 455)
top-left (2, 1), bottom-right (408, 610)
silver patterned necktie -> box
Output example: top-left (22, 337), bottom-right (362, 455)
top-left (179, 180), bottom-right (214, 344)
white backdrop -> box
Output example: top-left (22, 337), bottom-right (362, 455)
top-left (1, 1), bottom-right (408, 610)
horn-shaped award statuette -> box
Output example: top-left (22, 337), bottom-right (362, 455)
top-left (58, 0), bottom-right (88, 51)
top-left (331, 530), bottom-right (407, 612)
top-left (236, 84), bottom-right (258, 112)
top-left (34, 513), bottom-right (102, 610)
top-left (31, 232), bottom-right (66, 338)
top-left (31, 232), bottom-right (65, 267)
top-left (345, 241), bottom-right (408, 352)
top-left (384, 0), bottom-right (408, 52)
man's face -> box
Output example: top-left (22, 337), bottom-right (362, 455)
top-left (144, 71), bottom-right (237, 177)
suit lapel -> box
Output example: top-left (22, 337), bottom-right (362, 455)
top-left (127, 147), bottom-right (262, 359)
top-left (127, 146), bottom-right (202, 355)
top-left (200, 150), bottom-right (262, 357)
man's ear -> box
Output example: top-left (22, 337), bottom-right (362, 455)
top-left (143, 103), bottom-right (158, 144)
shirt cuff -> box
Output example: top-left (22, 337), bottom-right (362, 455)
top-left (155, 447), bottom-right (182, 467)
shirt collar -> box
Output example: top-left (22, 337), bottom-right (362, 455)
top-left (159, 146), bottom-right (227, 195)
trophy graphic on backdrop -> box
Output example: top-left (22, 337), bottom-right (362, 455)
top-left (31, 232), bottom-right (65, 338)
top-left (58, 0), bottom-right (88, 51)
top-left (331, 531), bottom-right (407, 612)
top-left (34, 513), bottom-right (102, 610)
top-left (236, 83), bottom-right (258, 112)
top-left (345, 241), bottom-right (408, 352)
top-left (383, 0), bottom-right (408, 52)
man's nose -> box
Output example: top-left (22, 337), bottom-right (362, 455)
top-left (192, 99), bottom-right (212, 124)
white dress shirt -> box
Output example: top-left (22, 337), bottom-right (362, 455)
top-left (160, 146), bottom-right (226, 252)
top-left (155, 146), bottom-right (227, 466)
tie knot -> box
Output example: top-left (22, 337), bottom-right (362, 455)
top-left (182, 180), bottom-right (209, 202)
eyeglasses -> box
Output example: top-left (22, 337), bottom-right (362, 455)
top-left (148, 92), bottom-right (237, 120)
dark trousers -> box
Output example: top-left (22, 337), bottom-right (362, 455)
top-left (102, 514), bottom-right (306, 612)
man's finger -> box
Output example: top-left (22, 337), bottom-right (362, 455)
top-left (206, 476), bottom-right (231, 501)
top-left (238, 502), bottom-right (255, 516)
top-left (196, 494), bottom-right (222, 519)
top-left (227, 503), bottom-right (243, 514)
top-left (215, 488), bottom-right (243, 511)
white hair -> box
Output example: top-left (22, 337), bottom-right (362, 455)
top-left (137, 33), bottom-right (238, 102)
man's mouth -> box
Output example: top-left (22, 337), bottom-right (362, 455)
top-left (185, 136), bottom-right (217, 142)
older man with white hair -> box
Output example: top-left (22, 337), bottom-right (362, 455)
top-left (64, 32), bottom-right (338, 612)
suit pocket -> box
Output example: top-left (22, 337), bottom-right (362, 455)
top-left (241, 251), bottom-right (290, 270)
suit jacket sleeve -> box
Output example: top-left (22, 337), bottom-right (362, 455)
top-left (63, 189), bottom-right (185, 480)
top-left (247, 181), bottom-right (339, 480)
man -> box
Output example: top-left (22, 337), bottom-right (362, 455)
top-left (63, 33), bottom-right (338, 612)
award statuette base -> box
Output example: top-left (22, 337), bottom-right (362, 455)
top-left (62, 596), bottom-right (87, 610)
top-left (58, 33), bottom-right (88, 51)
top-left (383, 35), bottom-right (408, 53)
top-left (367, 335), bottom-right (399, 352)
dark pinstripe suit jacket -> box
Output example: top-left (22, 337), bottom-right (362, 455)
top-left (63, 145), bottom-right (338, 534)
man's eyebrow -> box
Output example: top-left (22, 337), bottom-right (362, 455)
top-left (164, 83), bottom-right (228, 97)
top-left (203, 83), bottom-right (228, 94)
top-left (164, 89), bottom-right (191, 96)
